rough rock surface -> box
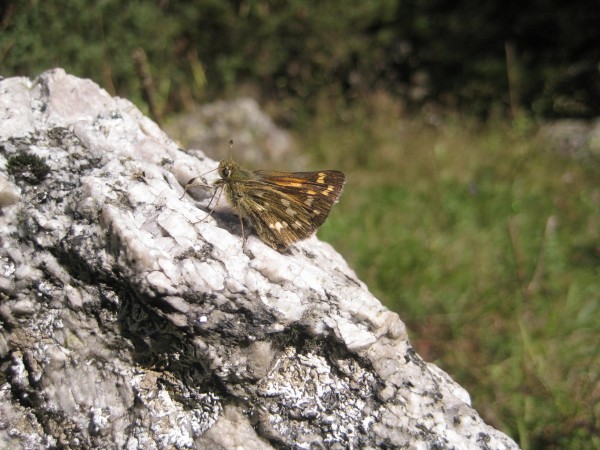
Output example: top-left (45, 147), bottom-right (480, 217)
top-left (0, 69), bottom-right (520, 449)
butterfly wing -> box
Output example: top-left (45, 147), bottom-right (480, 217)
top-left (235, 171), bottom-right (345, 250)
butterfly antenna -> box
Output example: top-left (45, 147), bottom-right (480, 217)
top-left (180, 167), bottom-right (218, 200)
top-left (228, 139), bottom-right (234, 160)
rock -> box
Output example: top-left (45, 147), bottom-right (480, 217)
top-left (0, 69), bottom-right (519, 449)
top-left (165, 98), bottom-right (299, 168)
top-left (537, 118), bottom-right (600, 159)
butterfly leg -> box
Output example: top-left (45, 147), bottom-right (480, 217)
top-left (180, 177), bottom-right (207, 200)
top-left (192, 187), bottom-right (222, 224)
top-left (238, 213), bottom-right (247, 250)
top-left (180, 166), bottom-right (218, 200)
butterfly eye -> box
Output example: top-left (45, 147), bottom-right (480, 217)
top-left (222, 168), bottom-right (230, 178)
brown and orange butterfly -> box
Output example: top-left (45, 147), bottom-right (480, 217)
top-left (184, 158), bottom-right (345, 251)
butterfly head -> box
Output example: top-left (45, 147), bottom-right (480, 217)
top-left (218, 159), bottom-right (238, 180)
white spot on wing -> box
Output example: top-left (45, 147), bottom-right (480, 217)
top-left (269, 221), bottom-right (287, 232)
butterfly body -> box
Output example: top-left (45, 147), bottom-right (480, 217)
top-left (214, 158), bottom-right (345, 251)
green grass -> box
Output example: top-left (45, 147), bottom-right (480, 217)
top-left (300, 100), bottom-right (600, 449)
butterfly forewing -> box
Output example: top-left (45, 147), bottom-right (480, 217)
top-left (255, 171), bottom-right (344, 196)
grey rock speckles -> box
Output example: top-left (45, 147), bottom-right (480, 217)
top-left (0, 69), bottom-right (519, 449)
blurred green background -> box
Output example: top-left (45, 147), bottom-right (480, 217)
top-left (2, 1), bottom-right (599, 448)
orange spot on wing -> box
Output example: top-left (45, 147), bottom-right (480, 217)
top-left (273, 179), bottom-right (303, 187)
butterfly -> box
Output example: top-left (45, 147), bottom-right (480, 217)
top-left (184, 158), bottom-right (345, 251)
